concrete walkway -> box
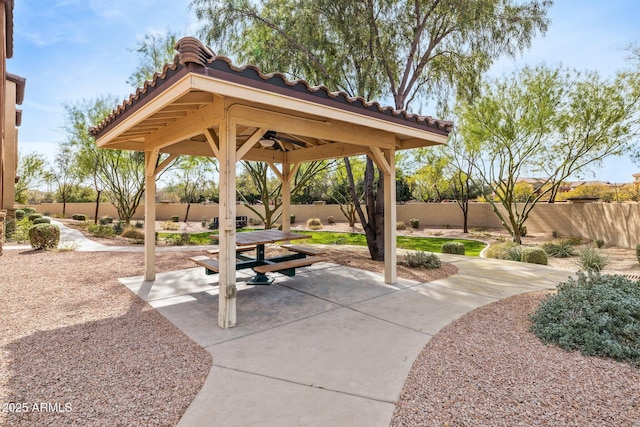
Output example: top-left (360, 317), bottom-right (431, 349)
top-left (119, 253), bottom-right (574, 426)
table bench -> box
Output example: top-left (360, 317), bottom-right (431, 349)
top-left (281, 244), bottom-right (325, 256)
top-left (210, 216), bottom-right (248, 229)
top-left (190, 255), bottom-right (220, 275)
top-left (253, 256), bottom-right (324, 274)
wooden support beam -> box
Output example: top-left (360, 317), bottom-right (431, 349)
top-left (236, 127), bottom-right (267, 160)
top-left (369, 146), bottom-right (392, 176)
top-left (144, 149), bottom-right (160, 281)
top-left (218, 113), bottom-right (237, 329)
top-left (267, 162), bottom-right (284, 181)
top-left (154, 153), bottom-right (179, 176)
top-left (204, 128), bottom-right (220, 158)
top-left (281, 161), bottom-right (291, 233)
top-left (383, 148), bottom-right (397, 284)
top-left (286, 141), bottom-right (370, 164)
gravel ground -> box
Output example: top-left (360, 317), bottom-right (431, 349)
top-left (391, 291), bottom-right (640, 427)
top-left (0, 250), bottom-right (212, 426)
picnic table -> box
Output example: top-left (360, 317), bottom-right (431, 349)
top-left (191, 229), bottom-right (324, 285)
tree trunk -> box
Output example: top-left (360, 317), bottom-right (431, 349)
top-left (184, 202), bottom-right (191, 222)
top-left (94, 190), bottom-right (101, 224)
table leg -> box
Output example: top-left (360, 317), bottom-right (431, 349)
top-left (248, 244), bottom-right (274, 285)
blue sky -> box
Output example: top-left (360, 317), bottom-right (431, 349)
top-left (7, 0), bottom-right (640, 183)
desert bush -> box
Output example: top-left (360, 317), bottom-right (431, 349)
top-left (113, 221), bottom-right (125, 235)
top-left (134, 220), bottom-right (144, 229)
top-left (399, 251), bottom-right (441, 269)
top-left (551, 230), bottom-right (560, 238)
top-left (594, 239), bottom-right (605, 249)
top-left (27, 213), bottom-right (42, 221)
top-left (28, 224), bottom-right (60, 249)
top-left (5, 219), bottom-right (16, 238)
top-left (99, 216), bottom-right (113, 225)
top-left (180, 232), bottom-right (191, 245)
top-left (171, 215), bottom-right (179, 222)
top-left (577, 246), bottom-right (609, 272)
top-left (33, 217), bottom-right (51, 224)
top-left (22, 207), bottom-right (36, 215)
top-left (519, 225), bottom-right (527, 237)
top-left (290, 214), bottom-right (296, 224)
top-left (14, 209), bottom-right (25, 220)
top-left (441, 242), bottom-right (465, 255)
top-left (566, 236), bottom-right (583, 245)
top-left (327, 215), bottom-right (335, 224)
top-left (88, 224), bottom-right (115, 238)
top-left (520, 247), bottom-right (548, 265)
top-left (409, 219), bottom-right (419, 229)
top-left (162, 221), bottom-right (180, 230)
top-left (396, 221), bottom-right (406, 230)
top-left (542, 240), bottom-right (576, 258)
top-left (307, 218), bottom-right (323, 230)
top-left (121, 227), bottom-right (145, 241)
top-left (74, 214), bottom-right (86, 221)
top-left (7, 218), bottom-right (31, 242)
top-left (484, 242), bottom-right (522, 261)
top-left (530, 272), bottom-right (640, 365)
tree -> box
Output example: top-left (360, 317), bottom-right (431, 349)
top-left (49, 144), bottom-right (82, 216)
top-left (14, 152), bottom-right (48, 204)
top-left (445, 131), bottom-right (480, 233)
top-left (170, 156), bottom-right (217, 221)
top-left (409, 147), bottom-right (452, 202)
top-left (127, 30), bottom-right (180, 88)
top-left (239, 160), bottom-right (329, 228)
top-left (459, 66), bottom-right (640, 243)
top-left (191, 0), bottom-right (552, 260)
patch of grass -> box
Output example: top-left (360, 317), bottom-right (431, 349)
top-left (297, 231), bottom-right (485, 256)
top-left (158, 228), bottom-right (255, 245)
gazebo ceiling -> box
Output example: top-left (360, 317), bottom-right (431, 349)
top-left (90, 37), bottom-right (452, 164)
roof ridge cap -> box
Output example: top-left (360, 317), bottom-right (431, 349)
top-left (175, 37), bottom-right (215, 66)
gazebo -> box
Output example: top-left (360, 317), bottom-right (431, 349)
top-left (91, 37), bottom-right (452, 328)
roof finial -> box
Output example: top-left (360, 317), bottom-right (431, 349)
top-left (175, 37), bottom-right (215, 67)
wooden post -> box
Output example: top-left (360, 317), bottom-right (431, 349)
top-left (144, 149), bottom-right (159, 281)
top-left (218, 114), bottom-right (237, 328)
top-left (383, 148), bottom-right (397, 284)
top-left (282, 161), bottom-right (291, 233)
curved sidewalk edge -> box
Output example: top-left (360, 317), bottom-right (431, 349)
top-left (116, 252), bottom-right (574, 427)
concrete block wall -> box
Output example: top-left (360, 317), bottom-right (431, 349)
top-left (27, 201), bottom-right (640, 249)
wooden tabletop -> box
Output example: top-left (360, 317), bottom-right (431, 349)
top-left (215, 229), bottom-right (311, 246)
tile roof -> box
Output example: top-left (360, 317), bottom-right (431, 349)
top-left (91, 37), bottom-right (452, 138)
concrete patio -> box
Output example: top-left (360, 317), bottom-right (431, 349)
top-left (119, 253), bottom-right (573, 426)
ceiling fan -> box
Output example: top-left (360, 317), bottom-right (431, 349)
top-left (259, 130), bottom-right (306, 151)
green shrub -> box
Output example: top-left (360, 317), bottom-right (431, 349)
top-left (441, 241), bottom-right (465, 255)
top-left (22, 207), bottom-right (36, 215)
top-left (484, 242), bottom-right (522, 261)
top-left (530, 272), bottom-right (640, 366)
top-left (577, 246), bottom-right (609, 272)
top-left (113, 221), bottom-right (125, 235)
top-left (5, 219), bottom-right (16, 238)
top-left (14, 209), bottom-right (25, 220)
top-left (307, 218), bottom-right (323, 230)
top-left (8, 218), bottom-right (31, 242)
top-left (121, 227), bottom-right (145, 241)
top-left (99, 216), bottom-right (113, 225)
top-left (33, 217), bottom-right (51, 224)
top-left (396, 221), bottom-right (406, 231)
top-left (542, 240), bottom-right (576, 258)
top-left (134, 220), bottom-right (144, 229)
top-left (594, 239), bottom-right (605, 249)
top-left (409, 219), bottom-right (419, 229)
top-left (551, 230), bottom-right (560, 238)
top-left (566, 236), bottom-right (583, 245)
top-left (327, 216), bottom-right (335, 224)
top-left (27, 213), bottom-right (43, 221)
top-left (180, 232), bottom-right (191, 245)
top-left (399, 251), bottom-right (441, 269)
top-left (290, 214), bottom-right (296, 224)
top-left (74, 214), bottom-right (86, 221)
top-left (28, 224), bottom-right (60, 249)
top-left (171, 215), bottom-right (179, 222)
top-left (88, 224), bottom-right (115, 238)
top-left (520, 247), bottom-right (548, 265)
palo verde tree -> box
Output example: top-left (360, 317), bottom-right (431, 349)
top-left (460, 66), bottom-right (640, 244)
top-left (170, 156), bottom-right (218, 222)
top-left (48, 144), bottom-right (82, 216)
top-left (14, 152), bottom-right (48, 204)
top-left (127, 30), bottom-right (181, 88)
top-left (191, 0), bottom-right (553, 260)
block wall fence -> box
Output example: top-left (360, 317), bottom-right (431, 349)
top-left (30, 201), bottom-right (640, 249)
